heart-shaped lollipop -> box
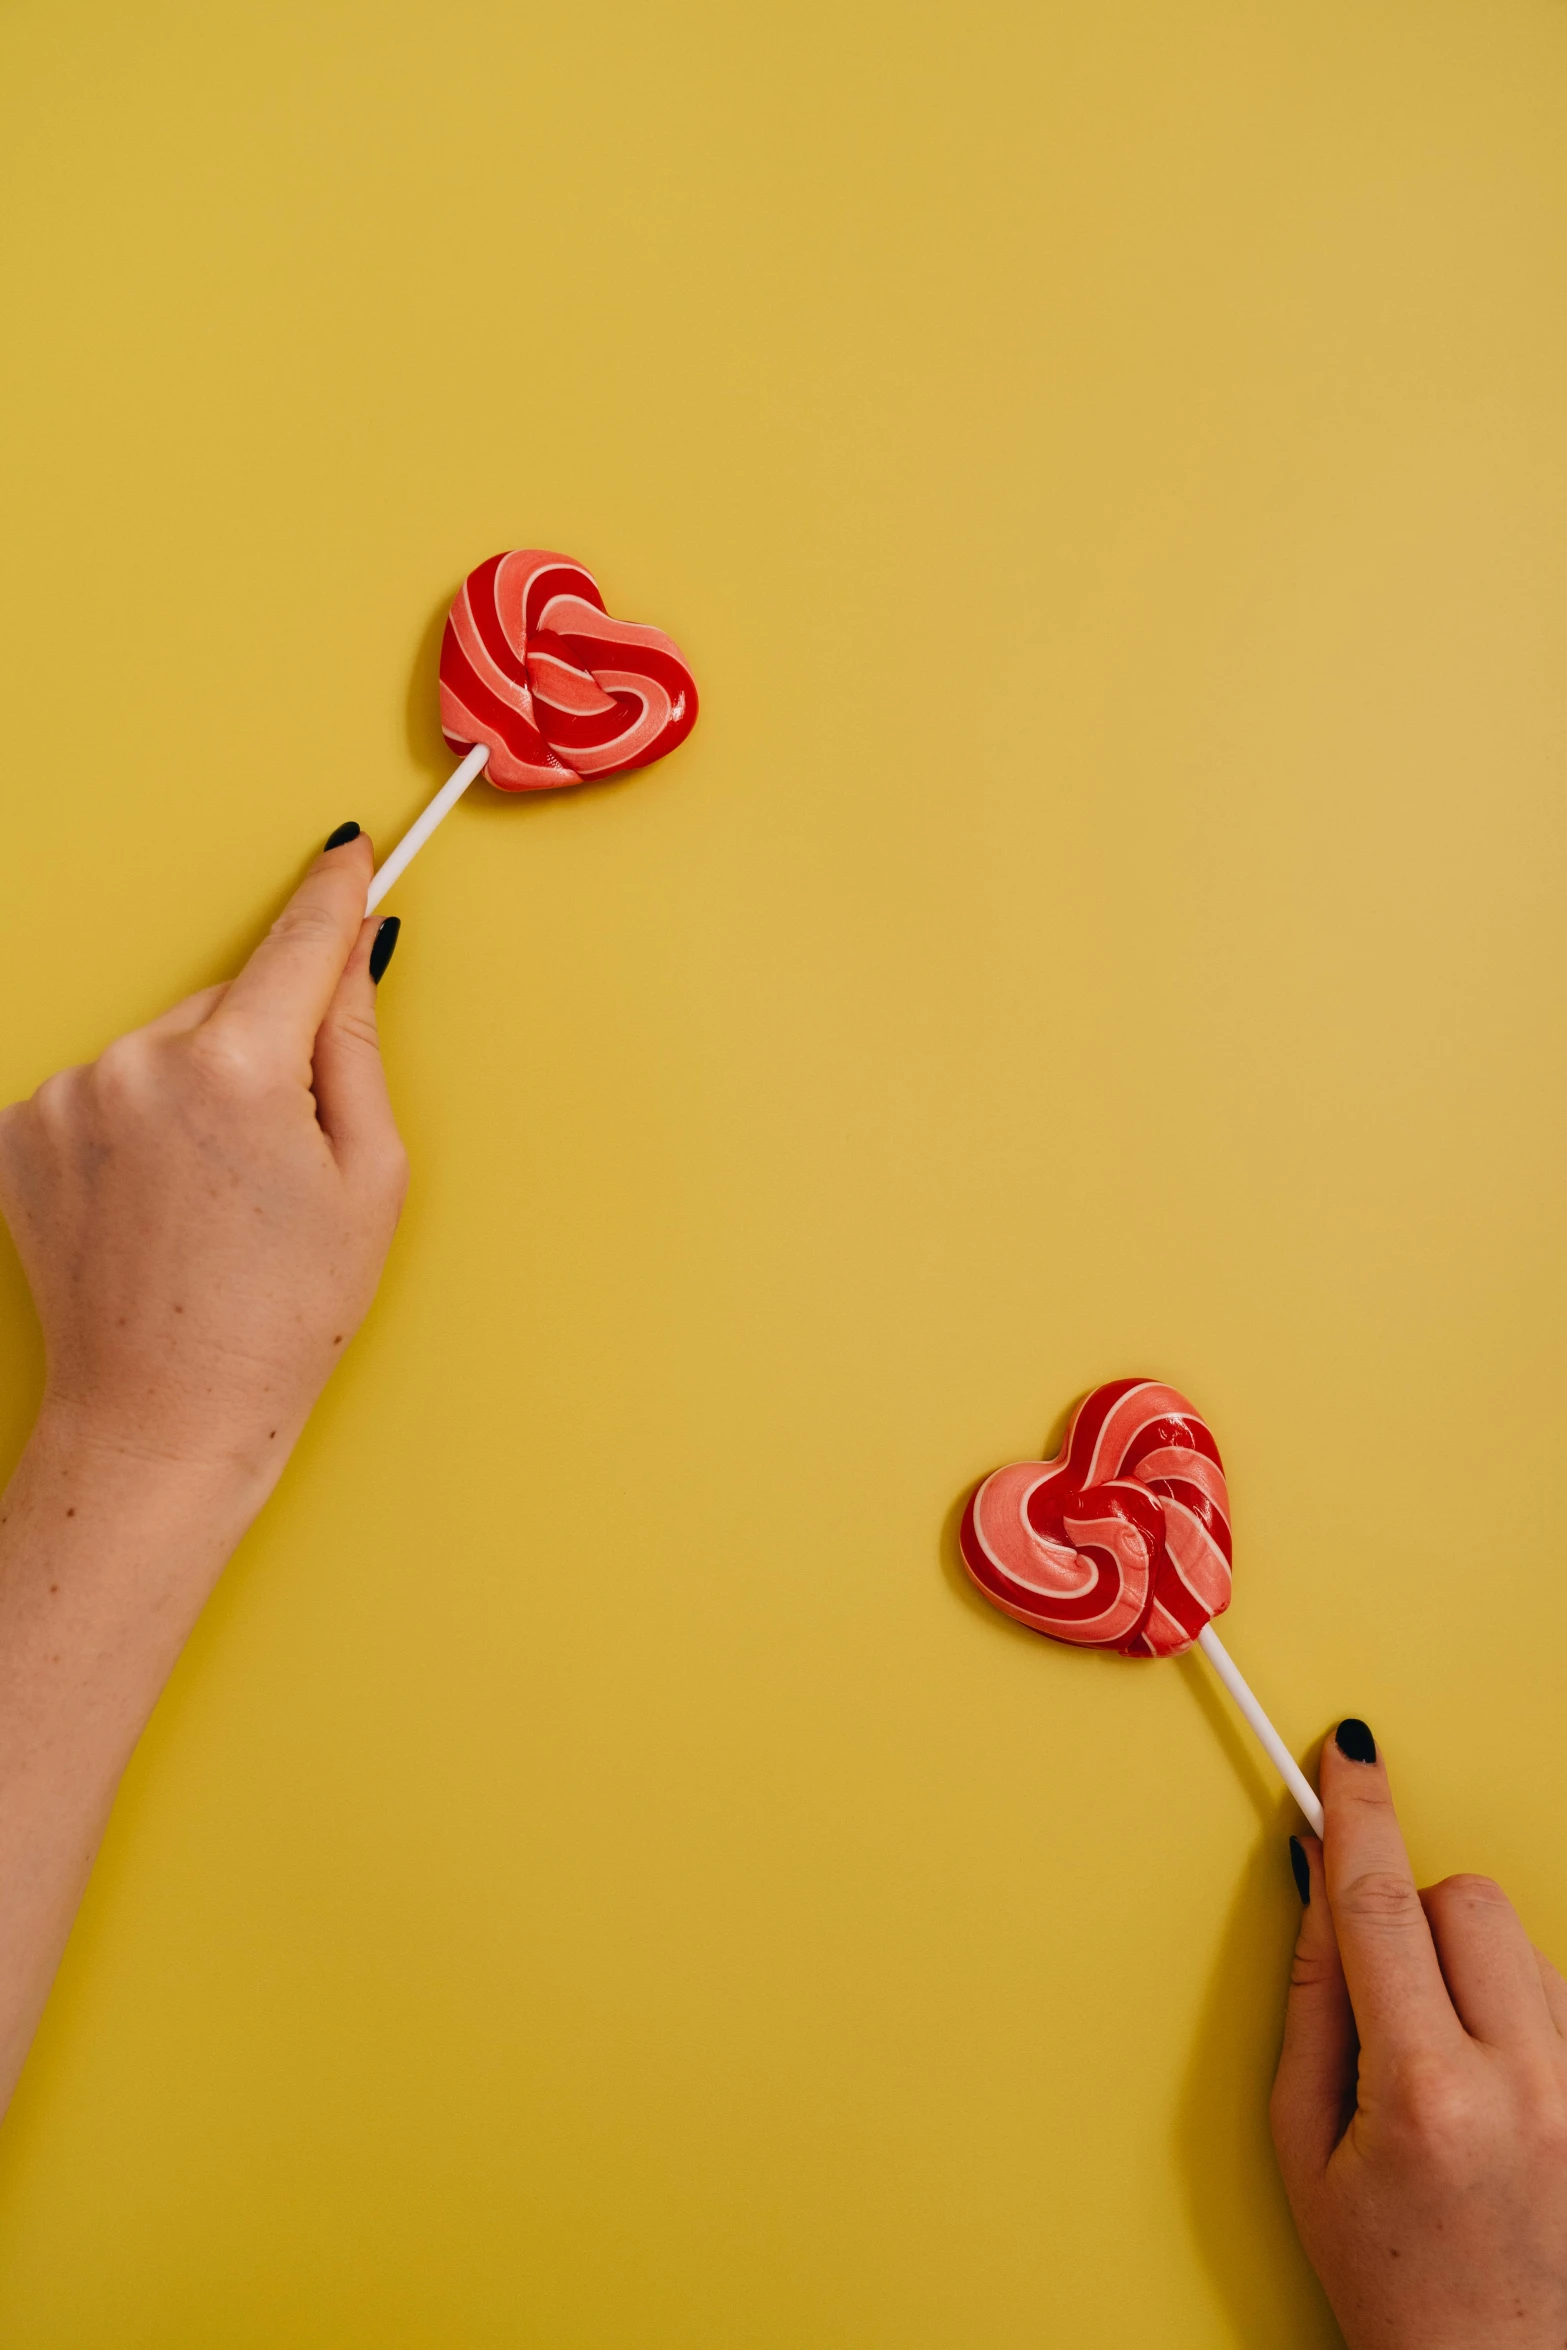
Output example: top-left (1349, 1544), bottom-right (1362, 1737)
top-left (439, 550), bottom-right (697, 791)
top-left (364, 550), bottom-right (698, 912)
top-left (960, 1378), bottom-right (1232, 1658)
top-left (962, 1378), bottom-right (1322, 1830)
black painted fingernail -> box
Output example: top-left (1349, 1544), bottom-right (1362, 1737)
top-left (324, 821), bottom-right (361, 851)
top-left (1289, 1836), bottom-right (1311, 1904)
top-left (369, 917), bottom-right (400, 983)
top-left (1335, 1717), bottom-right (1377, 1764)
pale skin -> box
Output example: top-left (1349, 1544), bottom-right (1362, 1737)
top-left (0, 844), bottom-right (1561, 2344)
top-left (1274, 1727), bottom-right (1567, 2346)
top-left (0, 826), bottom-right (405, 2111)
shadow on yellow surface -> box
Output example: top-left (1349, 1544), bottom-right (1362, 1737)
top-left (1173, 1726), bottom-right (1343, 2346)
top-left (943, 1472), bottom-right (1344, 2343)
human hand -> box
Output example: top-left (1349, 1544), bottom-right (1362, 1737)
top-left (0, 824), bottom-right (406, 2107)
top-left (1271, 1722), bottom-right (1567, 2349)
top-left (0, 824), bottom-right (407, 1501)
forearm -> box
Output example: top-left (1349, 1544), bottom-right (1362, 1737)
top-left (0, 1407), bottom-right (263, 2110)
top-left (0, 828), bottom-right (402, 2116)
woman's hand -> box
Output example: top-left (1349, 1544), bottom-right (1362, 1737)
top-left (1273, 1722), bottom-right (1567, 2349)
top-left (0, 826), bottom-right (406, 2113)
top-left (0, 826), bottom-right (406, 1490)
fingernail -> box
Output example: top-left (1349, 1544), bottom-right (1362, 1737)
top-left (1289, 1836), bottom-right (1311, 1904)
top-left (324, 821), bottom-right (362, 851)
top-left (1335, 1717), bottom-right (1377, 1764)
top-left (369, 917), bottom-right (400, 984)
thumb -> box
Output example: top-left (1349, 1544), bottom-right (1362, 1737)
top-left (209, 828), bottom-right (375, 1068)
top-left (1270, 1836), bottom-right (1358, 2186)
top-left (311, 915), bottom-right (404, 1169)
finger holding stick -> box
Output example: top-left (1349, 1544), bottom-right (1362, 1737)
top-left (1271, 1722), bottom-right (1567, 2350)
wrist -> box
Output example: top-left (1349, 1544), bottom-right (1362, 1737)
top-left (30, 1384), bottom-right (299, 1510)
top-left (20, 1396), bottom-right (280, 1559)
top-left (0, 1392), bottom-right (276, 1931)
top-left (0, 1402), bottom-right (273, 1782)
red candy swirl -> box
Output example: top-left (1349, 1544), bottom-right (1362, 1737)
top-left (959, 1379), bottom-right (1232, 1658)
top-left (439, 550), bottom-right (698, 792)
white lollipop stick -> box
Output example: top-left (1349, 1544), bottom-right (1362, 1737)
top-left (364, 742), bottom-right (491, 916)
top-left (1197, 1623), bottom-right (1324, 1836)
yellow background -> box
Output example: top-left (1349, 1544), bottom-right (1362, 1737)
top-left (1, 0), bottom-right (1565, 2340)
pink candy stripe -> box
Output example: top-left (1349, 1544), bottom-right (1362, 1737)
top-left (439, 547), bottom-right (699, 796)
top-left (960, 1377), bottom-right (1233, 1659)
top-left (1081, 1383), bottom-right (1195, 1484)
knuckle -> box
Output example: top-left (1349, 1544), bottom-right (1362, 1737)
top-left (92, 1032), bottom-right (152, 1099)
top-left (28, 1067), bottom-right (87, 1147)
top-left (32, 1067), bottom-right (75, 1121)
top-left (188, 1026), bottom-right (270, 1096)
top-left (1518, 2074), bottom-right (1567, 2161)
top-left (270, 900), bottom-right (345, 951)
top-left (1421, 1873), bottom-right (1519, 1941)
top-left (1337, 1776), bottom-right (1395, 1818)
top-left (1437, 1872), bottom-right (1511, 1911)
top-left (1386, 2056), bottom-right (1476, 2157)
top-left (1335, 1868), bottom-right (1423, 1931)
top-left (326, 1006), bottom-right (382, 1055)
top-left (1287, 1949), bottom-right (1340, 1995)
top-left (1268, 2074), bottom-right (1310, 2151)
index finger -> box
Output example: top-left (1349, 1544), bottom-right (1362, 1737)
top-left (207, 829), bottom-right (374, 1062)
top-left (1321, 1720), bottom-right (1463, 2067)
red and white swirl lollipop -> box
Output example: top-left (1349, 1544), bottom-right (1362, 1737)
top-left (364, 551), bottom-right (698, 913)
top-left (961, 1378), bottom-right (1322, 1831)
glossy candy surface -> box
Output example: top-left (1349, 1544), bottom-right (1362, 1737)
top-left (959, 1378), bottom-right (1232, 1657)
top-left (439, 550), bottom-right (698, 792)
